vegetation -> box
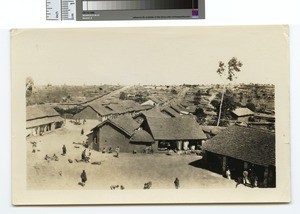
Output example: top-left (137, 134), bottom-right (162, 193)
top-left (210, 91), bottom-right (237, 120)
top-left (216, 57), bottom-right (243, 126)
top-left (194, 107), bottom-right (206, 124)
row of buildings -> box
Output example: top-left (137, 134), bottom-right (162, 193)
top-left (231, 107), bottom-right (275, 130)
top-left (86, 112), bottom-right (207, 153)
top-left (26, 103), bottom-right (276, 187)
top-left (73, 100), bottom-right (153, 122)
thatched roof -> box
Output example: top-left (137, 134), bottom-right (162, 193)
top-left (148, 96), bottom-right (163, 104)
top-left (162, 107), bottom-right (181, 118)
top-left (254, 113), bottom-right (275, 119)
top-left (186, 105), bottom-right (197, 114)
top-left (89, 102), bottom-right (115, 116)
top-left (145, 117), bottom-right (207, 141)
top-left (26, 105), bottom-right (60, 121)
top-left (91, 115), bottom-right (140, 137)
top-left (170, 104), bottom-right (186, 113)
top-left (26, 116), bottom-right (63, 128)
top-left (134, 108), bottom-right (170, 120)
top-left (87, 100), bottom-right (152, 116)
top-left (105, 100), bottom-right (152, 114)
top-left (202, 125), bottom-right (275, 166)
top-left (130, 130), bottom-right (154, 142)
top-left (232, 107), bottom-right (254, 117)
top-left (201, 126), bottom-right (227, 136)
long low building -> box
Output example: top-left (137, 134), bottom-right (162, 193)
top-left (26, 105), bottom-right (65, 137)
top-left (202, 125), bottom-right (275, 187)
top-left (141, 117), bottom-right (207, 150)
top-left (74, 100), bottom-right (153, 122)
top-left (87, 113), bottom-right (207, 153)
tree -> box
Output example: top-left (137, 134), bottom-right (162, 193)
top-left (194, 107), bottom-right (206, 124)
top-left (171, 89), bottom-right (178, 95)
top-left (193, 90), bottom-right (201, 105)
top-left (210, 93), bottom-right (237, 119)
top-left (216, 57), bottom-right (243, 126)
top-left (246, 102), bottom-right (256, 112)
top-left (119, 92), bottom-right (126, 100)
top-left (26, 76), bottom-right (34, 97)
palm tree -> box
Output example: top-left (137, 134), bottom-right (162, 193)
top-left (216, 57), bottom-right (243, 126)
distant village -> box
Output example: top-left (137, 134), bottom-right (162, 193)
top-left (26, 82), bottom-right (276, 189)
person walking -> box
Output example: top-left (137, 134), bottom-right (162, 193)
top-left (81, 170), bottom-right (87, 186)
top-left (62, 145), bottom-right (67, 156)
top-left (174, 177), bottom-right (180, 189)
top-left (115, 146), bottom-right (120, 158)
top-left (81, 149), bottom-right (86, 161)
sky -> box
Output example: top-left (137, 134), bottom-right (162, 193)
top-left (11, 26), bottom-right (289, 85)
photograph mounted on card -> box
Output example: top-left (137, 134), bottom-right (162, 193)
top-left (11, 26), bottom-right (290, 205)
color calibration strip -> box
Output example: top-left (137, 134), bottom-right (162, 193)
top-left (82, 0), bottom-right (198, 11)
top-left (47, 0), bottom-right (205, 21)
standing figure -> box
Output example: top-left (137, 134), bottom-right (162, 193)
top-left (81, 149), bottom-right (86, 161)
top-left (225, 167), bottom-right (231, 180)
top-left (32, 142), bottom-right (36, 153)
top-left (115, 146), bottom-right (120, 158)
top-left (174, 177), bottom-right (180, 189)
top-left (81, 128), bottom-right (84, 135)
top-left (243, 170), bottom-right (250, 186)
top-left (62, 144), bottom-right (67, 156)
top-left (80, 170), bottom-right (87, 186)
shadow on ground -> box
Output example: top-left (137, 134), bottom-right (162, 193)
top-left (188, 159), bottom-right (223, 175)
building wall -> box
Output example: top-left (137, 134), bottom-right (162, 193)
top-left (97, 123), bottom-right (131, 152)
top-left (74, 106), bottom-right (101, 120)
top-left (26, 120), bottom-right (64, 137)
top-left (128, 141), bottom-right (157, 153)
top-left (127, 142), bottom-right (149, 153)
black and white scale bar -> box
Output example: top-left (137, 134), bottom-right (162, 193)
top-left (46, 0), bottom-right (76, 20)
top-left (61, 0), bottom-right (76, 20)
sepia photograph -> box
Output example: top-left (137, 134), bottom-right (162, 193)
top-left (11, 26), bottom-right (290, 204)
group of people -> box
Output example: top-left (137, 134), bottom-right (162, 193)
top-left (102, 147), bottom-right (113, 154)
top-left (44, 153), bottom-right (59, 162)
top-left (31, 141), bottom-right (41, 153)
top-left (110, 185), bottom-right (125, 190)
top-left (143, 178), bottom-right (180, 189)
top-left (231, 168), bottom-right (259, 188)
top-left (101, 146), bottom-right (120, 158)
top-left (81, 148), bottom-right (91, 162)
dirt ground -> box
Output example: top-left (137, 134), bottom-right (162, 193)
top-left (27, 120), bottom-right (236, 190)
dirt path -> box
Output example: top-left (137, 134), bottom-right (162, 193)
top-left (87, 85), bottom-right (132, 105)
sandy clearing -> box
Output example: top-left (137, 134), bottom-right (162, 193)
top-left (27, 120), bottom-right (236, 190)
